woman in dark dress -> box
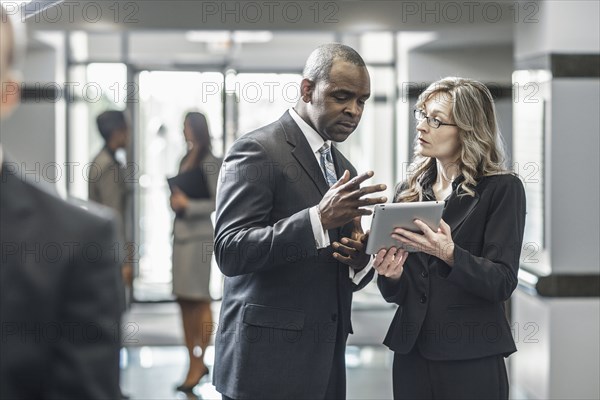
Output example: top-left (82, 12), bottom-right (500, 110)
top-left (170, 112), bottom-right (222, 392)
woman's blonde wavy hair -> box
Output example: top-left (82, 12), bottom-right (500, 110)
top-left (397, 77), bottom-right (509, 202)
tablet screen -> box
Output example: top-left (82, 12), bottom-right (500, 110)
top-left (365, 201), bottom-right (444, 254)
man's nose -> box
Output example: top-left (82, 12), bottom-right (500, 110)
top-left (344, 101), bottom-right (361, 117)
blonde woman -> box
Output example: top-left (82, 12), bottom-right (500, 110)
top-left (337, 77), bottom-right (526, 399)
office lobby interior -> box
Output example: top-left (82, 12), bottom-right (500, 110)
top-left (1, 1), bottom-right (599, 399)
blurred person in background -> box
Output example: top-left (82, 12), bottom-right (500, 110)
top-left (169, 111), bottom-right (221, 393)
top-left (0, 5), bottom-right (122, 398)
top-left (89, 110), bottom-right (134, 304)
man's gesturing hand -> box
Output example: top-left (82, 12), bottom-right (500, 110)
top-left (318, 170), bottom-right (387, 230)
top-left (333, 217), bottom-right (371, 270)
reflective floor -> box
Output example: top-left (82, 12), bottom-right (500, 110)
top-left (120, 344), bottom-right (393, 400)
top-left (120, 287), bottom-right (396, 399)
top-left (119, 290), bottom-right (528, 399)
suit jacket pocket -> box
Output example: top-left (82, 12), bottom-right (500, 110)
top-left (242, 303), bottom-right (305, 331)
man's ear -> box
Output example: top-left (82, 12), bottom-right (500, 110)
top-left (300, 78), bottom-right (314, 103)
top-left (0, 75), bottom-right (21, 120)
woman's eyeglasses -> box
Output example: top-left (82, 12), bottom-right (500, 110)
top-left (414, 109), bottom-right (457, 129)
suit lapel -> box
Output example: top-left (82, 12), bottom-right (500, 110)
top-left (279, 111), bottom-right (330, 196)
top-left (442, 190), bottom-right (479, 233)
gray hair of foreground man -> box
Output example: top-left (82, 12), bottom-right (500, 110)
top-left (302, 43), bottom-right (366, 84)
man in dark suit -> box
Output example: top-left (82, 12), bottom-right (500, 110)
top-left (213, 44), bottom-right (387, 399)
top-left (89, 110), bottom-right (134, 303)
top-left (0, 7), bottom-right (122, 399)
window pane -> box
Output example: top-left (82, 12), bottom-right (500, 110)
top-left (234, 73), bottom-right (301, 140)
top-left (68, 63), bottom-right (127, 200)
top-left (360, 32), bottom-right (394, 64)
top-left (135, 71), bottom-right (224, 301)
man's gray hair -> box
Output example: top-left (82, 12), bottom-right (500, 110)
top-left (302, 43), bottom-right (366, 83)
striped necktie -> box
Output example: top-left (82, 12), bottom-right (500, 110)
top-left (318, 143), bottom-right (337, 187)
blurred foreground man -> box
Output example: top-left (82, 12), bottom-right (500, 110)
top-left (0, 6), bottom-right (122, 399)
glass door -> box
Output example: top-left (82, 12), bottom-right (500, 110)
top-left (134, 70), bottom-right (224, 302)
top-left (132, 70), bottom-right (313, 301)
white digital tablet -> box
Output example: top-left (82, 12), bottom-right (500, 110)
top-left (365, 201), bottom-right (445, 255)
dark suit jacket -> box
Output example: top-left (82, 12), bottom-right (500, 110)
top-left (378, 174), bottom-right (526, 360)
top-left (213, 111), bottom-right (374, 399)
top-left (88, 146), bottom-right (132, 246)
top-left (1, 161), bottom-right (122, 399)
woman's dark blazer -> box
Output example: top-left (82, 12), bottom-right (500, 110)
top-left (378, 174), bottom-right (526, 360)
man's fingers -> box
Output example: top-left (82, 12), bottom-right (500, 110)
top-left (333, 251), bottom-right (361, 267)
top-left (358, 197), bottom-right (388, 206)
top-left (333, 252), bottom-right (355, 265)
top-left (360, 231), bottom-right (370, 243)
top-left (352, 216), bottom-right (364, 235)
top-left (355, 208), bottom-right (373, 217)
top-left (333, 241), bottom-right (358, 256)
top-left (340, 171), bottom-right (374, 190)
top-left (341, 237), bottom-right (364, 251)
top-left (351, 183), bottom-right (388, 197)
top-left (344, 183), bottom-right (387, 200)
top-left (331, 170), bottom-right (351, 189)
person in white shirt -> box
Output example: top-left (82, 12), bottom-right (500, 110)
top-left (213, 43), bottom-right (386, 400)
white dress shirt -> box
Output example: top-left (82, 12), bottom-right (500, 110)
top-left (288, 108), bottom-right (373, 283)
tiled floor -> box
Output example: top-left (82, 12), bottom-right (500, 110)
top-left (120, 344), bottom-right (393, 400)
top-left (120, 284), bottom-right (396, 399)
top-left (120, 286), bottom-right (528, 399)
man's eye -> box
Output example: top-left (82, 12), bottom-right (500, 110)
top-left (334, 95), bottom-right (348, 101)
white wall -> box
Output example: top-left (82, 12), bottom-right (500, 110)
top-left (515, 0), bottom-right (600, 59)
top-left (549, 79), bottom-right (600, 274)
top-left (512, 290), bottom-right (600, 399)
top-left (1, 41), bottom-right (57, 191)
top-left (404, 45), bottom-right (515, 169)
top-left (409, 46), bottom-right (514, 85)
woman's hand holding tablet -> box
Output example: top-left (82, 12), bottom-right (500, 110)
top-left (365, 202), bottom-right (445, 255)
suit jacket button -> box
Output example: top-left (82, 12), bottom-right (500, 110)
top-left (421, 271), bottom-right (428, 278)
top-left (420, 294), bottom-right (427, 303)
